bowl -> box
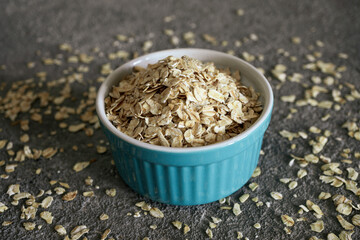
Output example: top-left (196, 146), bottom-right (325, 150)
top-left (96, 48), bottom-right (273, 205)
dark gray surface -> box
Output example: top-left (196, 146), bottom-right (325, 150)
top-left (1, 0), bottom-right (360, 239)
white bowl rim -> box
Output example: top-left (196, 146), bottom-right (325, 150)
top-left (96, 48), bottom-right (273, 153)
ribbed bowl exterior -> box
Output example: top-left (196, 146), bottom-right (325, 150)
top-left (101, 112), bottom-right (271, 205)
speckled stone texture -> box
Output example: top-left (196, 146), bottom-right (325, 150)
top-left (0, 0), bottom-right (360, 239)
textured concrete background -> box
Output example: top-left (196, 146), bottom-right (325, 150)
top-left (0, 0), bottom-right (360, 239)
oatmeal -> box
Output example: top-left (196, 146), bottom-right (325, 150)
top-left (105, 56), bottom-right (262, 147)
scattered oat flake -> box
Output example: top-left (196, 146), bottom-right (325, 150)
top-left (142, 40), bottom-right (153, 52)
top-left (101, 63), bottom-right (112, 75)
top-left (203, 34), bottom-right (218, 45)
top-left (327, 233), bottom-right (339, 240)
top-left (83, 191), bottom-right (94, 197)
top-left (59, 182), bottom-right (70, 188)
top-left (101, 229), bottom-right (111, 240)
top-left (5, 164), bottom-right (17, 173)
top-left (23, 222), bottom-right (36, 231)
top-left (304, 154), bottom-right (319, 163)
top-left (116, 34), bottom-right (128, 41)
top-left (1, 174), bottom-right (9, 179)
top-left (250, 33), bottom-right (258, 41)
top-left (170, 36), bottom-right (180, 46)
top-left (85, 176), bottom-right (93, 186)
top-left (310, 220), bottom-right (324, 232)
top-left (351, 214), bottom-right (360, 226)
top-left (211, 217), bottom-right (222, 224)
top-left (309, 126), bottom-right (321, 133)
top-left (354, 132), bottom-right (360, 141)
top-left (299, 204), bottom-right (309, 212)
top-left (59, 43), bottom-right (72, 51)
top-left (133, 211), bottom-right (141, 218)
top-left (172, 220), bottom-right (182, 230)
top-left (62, 191), bottom-right (78, 201)
top-left (279, 130), bottom-right (299, 141)
top-left (271, 64), bottom-right (287, 82)
top-left (339, 231), bottom-right (353, 240)
top-left (183, 224), bottom-right (190, 234)
top-left (308, 236), bottom-right (320, 240)
top-left (239, 194), bottom-right (250, 203)
top-left (337, 215), bottom-right (354, 230)
top-left (2, 221), bottom-right (13, 226)
top-left (41, 196), bottom-right (54, 208)
top-left (253, 223), bottom-right (261, 229)
top-left (249, 182), bottom-right (258, 191)
top-left (105, 188), bottom-right (116, 197)
top-left (281, 215), bottom-right (295, 227)
top-left (338, 53), bottom-right (348, 59)
top-left (13, 192), bottom-right (31, 201)
top-left (73, 161), bottom-right (90, 172)
top-left (183, 32), bottom-right (196, 45)
top-left (55, 225), bottom-right (67, 236)
top-left (236, 8), bottom-right (245, 16)
top-left (100, 213), bottom-right (109, 221)
top-left (27, 62), bottom-right (35, 68)
top-left (150, 207), bottom-right (164, 218)
top-left (318, 192), bottom-right (331, 200)
top-left (251, 167), bottom-right (261, 177)
top-left (316, 40), bottom-right (324, 47)
top-left (347, 168), bottom-right (358, 180)
top-left (40, 211), bottom-right (53, 224)
top-left (7, 184), bottom-right (20, 196)
top-left (237, 231), bottom-right (243, 239)
top-left (307, 200), bottom-right (324, 216)
top-left (96, 145), bottom-right (107, 154)
top-left (233, 203), bottom-right (241, 216)
top-left (270, 192), bottom-right (283, 200)
top-left (206, 228), bottom-right (213, 238)
top-left (280, 178), bottom-right (292, 184)
top-left (68, 55), bottom-right (78, 63)
top-left (297, 169), bottom-right (307, 179)
top-left (312, 136), bottom-right (328, 154)
top-left (283, 227), bottom-right (291, 235)
top-left (0, 140), bottom-right (7, 149)
top-left (54, 187), bottom-right (66, 195)
top-left (242, 52), bottom-right (255, 62)
top-left (336, 203), bottom-right (352, 216)
top-left (70, 225), bottom-right (89, 240)
top-left (20, 134), bottom-right (29, 143)
top-left (42, 147), bottom-right (58, 158)
top-left (50, 180), bottom-right (58, 185)
top-left (209, 222), bottom-right (217, 229)
top-left (318, 101), bottom-right (333, 109)
top-left (288, 181), bottom-right (298, 190)
top-left (0, 202), bottom-right (8, 213)
top-left (134, 201), bottom-right (150, 211)
top-left (68, 123), bottom-right (86, 132)
top-left (291, 37), bottom-right (301, 44)
top-left (281, 95), bottom-right (296, 103)
top-left (22, 205), bottom-right (37, 220)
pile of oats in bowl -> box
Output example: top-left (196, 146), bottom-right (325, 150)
top-left (105, 56), bottom-right (262, 147)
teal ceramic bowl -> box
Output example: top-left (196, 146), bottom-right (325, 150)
top-left (96, 49), bottom-right (273, 205)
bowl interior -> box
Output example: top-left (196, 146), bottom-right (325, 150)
top-left (96, 48), bottom-right (273, 153)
